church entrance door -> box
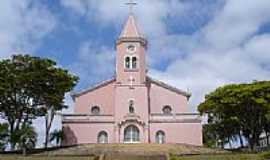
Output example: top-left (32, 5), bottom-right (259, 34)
top-left (124, 125), bottom-right (140, 143)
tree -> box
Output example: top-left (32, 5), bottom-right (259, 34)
top-left (264, 113), bottom-right (270, 146)
top-left (10, 123), bottom-right (37, 156)
top-left (202, 124), bottom-right (218, 148)
top-left (34, 58), bottom-right (78, 148)
top-left (198, 81), bottom-right (270, 151)
top-left (0, 123), bottom-right (9, 151)
top-left (0, 55), bottom-right (78, 150)
top-left (49, 129), bottom-right (64, 146)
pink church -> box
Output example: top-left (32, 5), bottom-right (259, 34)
top-left (62, 14), bottom-right (202, 146)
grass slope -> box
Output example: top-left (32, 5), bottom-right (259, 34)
top-left (0, 154), bottom-right (264, 160)
top-left (1, 144), bottom-right (266, 160)
top-left (170, 154), bottom-right (262, 160)
top-left (39, 144), bottom-right (226, 156)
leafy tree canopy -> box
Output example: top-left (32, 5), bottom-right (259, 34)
top-left (0, 54), bottom-right (78, 150)
top-left (198, 81), bottom-right (270, 150)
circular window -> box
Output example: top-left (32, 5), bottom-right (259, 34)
top-left (127, 45), bottom-right (136, 53)
top-left (162, 105), bottom-right (172, 114)
top-left (91, 106), bottom-right (100, 115)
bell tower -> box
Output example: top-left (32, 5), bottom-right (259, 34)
top-left (114, 5), bottom-right (150, 143)
top-left (115, 14), bottom-right (147, 86)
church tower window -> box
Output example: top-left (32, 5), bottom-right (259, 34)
top-left (125, 57), bottom-right (131, 69)
top-left (132, 56), bottom-right (137, 69)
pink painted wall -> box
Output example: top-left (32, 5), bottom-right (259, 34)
top-left (62, 123), bottom-right (115, 145)
top-left (114, 85), bottom-right (149, 143)
top-left (149, 82), bottom-right (188, 114)
top-left (114, 86), bottom-right (148, 122)
top-left (116, 42), bottom-right (146, 85)
top-left (149, 123), bottom-right (202, 146)
top-left (74, 81), bottom-right (115, 114)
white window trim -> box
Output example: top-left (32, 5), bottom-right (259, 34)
top-left (124, 125), bottom-right (140, 143)
top-left (124, 55), bottom-right (139, 69)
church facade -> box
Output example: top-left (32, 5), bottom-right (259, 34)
top-left (62, 14), bottom-right (202, 146)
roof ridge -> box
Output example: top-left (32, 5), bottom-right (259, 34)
top-left (146, 76), bottom-right (191, 98)
top-left (71, 76), bottom-right (116, 99)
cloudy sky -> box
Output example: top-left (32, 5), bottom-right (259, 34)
top-left (1, 0), bottom-right (270, 147)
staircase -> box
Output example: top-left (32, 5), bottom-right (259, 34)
top-left (101, 153), bottom-right (167, 160)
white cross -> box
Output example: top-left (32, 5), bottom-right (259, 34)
top-left (128, 76), bottom-right (135, 88)
top-left (125, 0), bottom-right (137, 14)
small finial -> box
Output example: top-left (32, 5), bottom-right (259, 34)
top-left (125, 0), bottom-right (137, 14)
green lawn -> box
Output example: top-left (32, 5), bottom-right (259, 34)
top-left (170, 154), bottom-right (263, 160)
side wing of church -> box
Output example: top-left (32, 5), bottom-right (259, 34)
top-left (62, 14), bottom-right (202, 146)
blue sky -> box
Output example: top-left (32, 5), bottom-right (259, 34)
top-left (1, 0), bottom-right (270, 147)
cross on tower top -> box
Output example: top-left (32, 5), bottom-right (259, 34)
top-left (125, 0), bottom-right (137, 14)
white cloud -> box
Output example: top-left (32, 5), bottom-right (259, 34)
top-left (202, 0), bottom-right (270, 50)
top-left (244, 34), bottom-right (270, 65)
top-left (68, 41), bottom-right (115, 89)
top-left (60, 0), bottom-right (270, 113)
top-left (150, 0), bottom-right (270, 110)
top-left (0, 0), bottom-right (58, 148)
top-left (0, 0), bottom-right (56, 59)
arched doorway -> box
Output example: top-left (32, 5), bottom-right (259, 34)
top-left (155, 130), bottom-right (165, 144)
top-left (124, 125), bottom-right (140, 143)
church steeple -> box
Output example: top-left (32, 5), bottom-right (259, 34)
top-left (119, 14), bottom-right (143, 38)
top-left (115, 12), bottom-right (147, 85)
top-left (116, 14), bottom-right (147, 47)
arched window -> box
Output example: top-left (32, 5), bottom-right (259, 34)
top-left (132, 57), bottom-right (137, 69)
top-left (129, 100), bottom-right (135, 113)
top-left (125, 57), bottom-right (130, 69)
top-left (162, 105), bottom-right (172, 114)
top-left (97, 131), bottom-right (108, 143)
top-left (155, 131), bottom-right (165, 144)
top-left (91, 106), bottom-right (100, 115)
top-left (124, 125), bottom-right (140, 143)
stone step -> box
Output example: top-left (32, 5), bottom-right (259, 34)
top-left (102, 153), bottom-right (167, 160)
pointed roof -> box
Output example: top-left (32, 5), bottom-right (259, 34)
top-left (119, 14), bottom-right (143, 38)
top-left (116, 14), bottom-right (147, 47)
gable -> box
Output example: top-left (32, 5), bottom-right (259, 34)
top-left (71, 77), bottom-right (116, 100)
top-left (147, 76), bottom-right (191, 99)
